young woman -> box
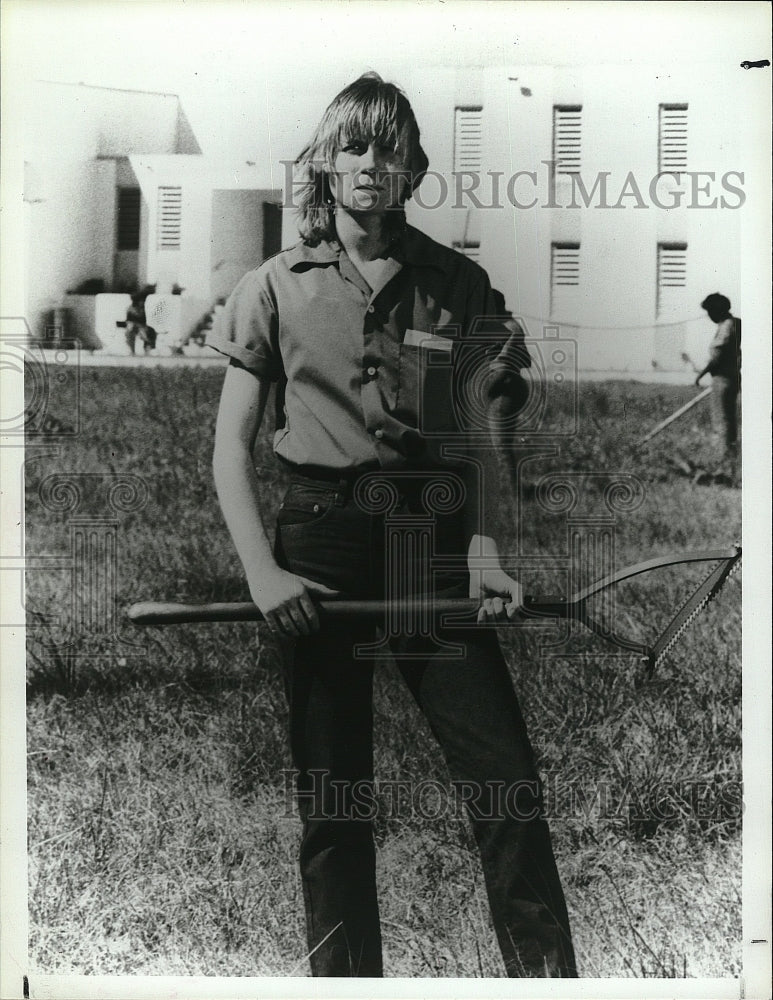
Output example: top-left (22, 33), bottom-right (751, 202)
top-left (210, 73), bottom-right (576, 978)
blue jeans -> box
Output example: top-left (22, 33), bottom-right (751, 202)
top-left (273, 471), bottom-right (577, 978)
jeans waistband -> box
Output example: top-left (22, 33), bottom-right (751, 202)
top-left (284, 463), bottom-right (461, 504)
top-left (284, 464), bottom-right (379, 501)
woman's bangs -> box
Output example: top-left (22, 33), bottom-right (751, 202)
top-left (333, 92), bottom-right (403, 154)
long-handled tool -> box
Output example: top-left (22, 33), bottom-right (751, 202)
top-left (128, 545), bottom-right (741, 675)
top-left (637, 386), bottom-right (712, 446)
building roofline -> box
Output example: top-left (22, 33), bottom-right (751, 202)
top-left (35, 79), bottom-right (181, 100)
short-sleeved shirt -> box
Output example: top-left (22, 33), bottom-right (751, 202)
top-left (707, 316), bottom-right (741, 384)
top-left (208, 224), bottom-right (530, 471)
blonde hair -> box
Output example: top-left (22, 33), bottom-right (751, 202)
top-left (293, 73), bottom-right (429, 245)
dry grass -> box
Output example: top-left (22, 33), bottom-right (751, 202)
top-left (25, 367), bottom-right (741, 978)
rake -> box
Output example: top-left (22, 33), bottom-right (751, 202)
top-left (127, 545), bottom-right (741, 676)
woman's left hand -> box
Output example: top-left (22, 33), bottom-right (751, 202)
top-left (469, 567), bottom-right (524, 623)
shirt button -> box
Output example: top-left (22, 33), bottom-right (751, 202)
top-left (312, 503), bottom-right (320, 513)
top-left (366, 366), bottom-right (377, 377)
top-left (367, 305), bottom-right (375, 314)
top-left (373, 429), bottom-right (384, 439)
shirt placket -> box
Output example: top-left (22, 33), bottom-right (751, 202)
top-left (339, 255), bottom-right (405, 465)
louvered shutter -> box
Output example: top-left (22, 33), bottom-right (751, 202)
top-left (454, 107), bottom-right (483, 174)
top-left (657, 242), bottom-right (687, 316)
top-left (156, 186), bottom-right (182, 251)
top-left (657, 243), bottom-right (687, 288)
top-left (552, 243), bottom-right (580, 288)
top-left (659, 105), bottom-right (688, 171)
top-left (553, 106), bottom-right (582, 175)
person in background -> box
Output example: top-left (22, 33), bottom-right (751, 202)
top-left (124, 285), bottom-right (157, 355)
top-left (210, 73), bottom-right (575, 979)
top-left (695, 293), bottom-right (741, 480)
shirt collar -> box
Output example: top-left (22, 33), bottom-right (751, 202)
top-left (286, 225), bottom-right (449, 273)
top-left (285, 240), bottom-right (341, 270)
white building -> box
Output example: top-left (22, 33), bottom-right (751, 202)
top-left (23, 66), bottom-right (745, 373)
top-left (402, 63), bottom-right (744, 375)
top-left (23, 81), bottom-right (285, 350)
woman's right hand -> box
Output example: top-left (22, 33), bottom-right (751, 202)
top-left (250, 566), bottom-right (339, 636)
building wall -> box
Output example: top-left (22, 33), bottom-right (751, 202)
top-left (398, 62), bottom-right (744, 374)
top-left (23, 82), bottom-right (200, 342)
top-left (476, 63), bottom-right (743, 372)
top-left (25, 158), bottom-right (117, 340)
top-left (210, 190), bottom-right (283, 302)
top-left (130, 157), bottom-right (283, 301)
top-left (24, 81), bottom-right (198, 160)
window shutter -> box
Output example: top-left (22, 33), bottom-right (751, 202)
top-left (657, 242), bottom-right (687, 315)
top-left (659, 104), bottom-right (688, 171)
top-left (553, 106), bottom-right (582, 175)
top-left (117, 188), bottom-right (141, 251)
top-left (156, 186), bottom-right (182, 251)
top-left (551, 243), bottom-right (580, 288)
top-left (454, 107), bottom-right (483, 174)
top-left (657, 243), bottom-right (687, 288)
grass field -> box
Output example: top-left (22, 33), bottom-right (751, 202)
top-left (24, 366), bottom-right (742, 978)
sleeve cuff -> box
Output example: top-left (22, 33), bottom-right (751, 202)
top-left (206, 334), bottom-right (281, 380)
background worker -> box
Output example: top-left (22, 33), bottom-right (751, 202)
top-left (695, 292), bottom-right (741, 479)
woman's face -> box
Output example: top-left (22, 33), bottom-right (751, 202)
top-left (329, 137), bottom-right (411, 214)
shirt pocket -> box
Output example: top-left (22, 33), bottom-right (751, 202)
top-left (394, 341), bottom-right (457, 434)
top-left (276, 483), bottom-right (338, 526)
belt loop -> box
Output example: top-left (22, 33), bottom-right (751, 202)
top-left (335, 477), bottom-right (349, 506)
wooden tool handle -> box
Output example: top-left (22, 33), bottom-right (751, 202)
top-left (126, 597), bottom-right (572, 627)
